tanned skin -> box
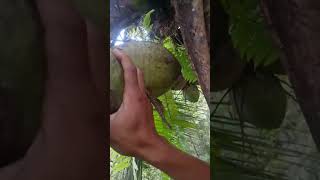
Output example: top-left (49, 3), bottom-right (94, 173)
top-left (0, 0), bottom-right (210, 179)
top-left (110, 49), bottom-right (210, 180)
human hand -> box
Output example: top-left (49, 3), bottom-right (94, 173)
top-left (110, 49), bottom-right (210, 180)
top-left (110, 48), bottom-right (163, 158)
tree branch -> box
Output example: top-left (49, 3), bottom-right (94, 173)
top-left (172, 0), bottom-right (210, 103)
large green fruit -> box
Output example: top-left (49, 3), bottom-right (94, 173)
top-left (0, 0), bottom-right (44, 166)
top-left (71, 0), bottom-right (106, 27)
top-left (230, 74), bottom-right (287, 129)
top-left (110, 41), bottom-right (181, 113)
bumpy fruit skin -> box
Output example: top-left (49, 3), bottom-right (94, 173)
top-left (71, 0), bottom-right (106, 27)
top-left (110, 41), bottom-right (181, 113)
top-left (0, 0), bottom-right (44, 166)
top-left (231, 74), bottom-right (287, 129)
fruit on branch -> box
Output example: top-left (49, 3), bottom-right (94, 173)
top-left (230, 73), bottom-right (287, 129)
top-left (110, 41), bottom-right (181, 113)
top-left (183, 84), bottom-right (200, 103)
top-left (171, 75), bottom-right (187, 90)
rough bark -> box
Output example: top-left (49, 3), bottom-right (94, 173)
top-left (172, 0), bottom-right (210, 103)
top-left (203, 0), bottom-right (210, 46)
top-left (260, 0), bottom-right (320, 150)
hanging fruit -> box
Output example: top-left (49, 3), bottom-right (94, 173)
top-left (183, 84), bottom-right (200, 103)
top-left (110, 41), bottom-right (181, 113)
top-left (230, 73), bottom-right (287, 129)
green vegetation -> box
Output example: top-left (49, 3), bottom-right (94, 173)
top-left (110, 41), bottom-right (181, 112)
top-left (211, 1), bottom-right (320, 179)
top-left (110, 9), bottom-right (209, 179)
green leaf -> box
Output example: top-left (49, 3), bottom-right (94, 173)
top-left (163, 37), bottom-right (197, 83)
top-left (142, 9), bottom-right (155, 32)
top-left (112, 155), bottom-right (131, 174)
top-left (221, 0), bottom-right (281, 67)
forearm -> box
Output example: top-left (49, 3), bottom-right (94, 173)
top-left (138, 137), bottom-right (210, 180)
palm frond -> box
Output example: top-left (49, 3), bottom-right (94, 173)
top-left (220, 0), bottom-right (281, 67)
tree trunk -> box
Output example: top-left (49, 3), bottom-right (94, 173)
top-left (172, 0), bottom-right (210, 103)
top-left (260, 0), bottom-right (320, 150)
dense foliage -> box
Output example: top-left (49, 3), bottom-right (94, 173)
top-left (211, 1), bottom-right (320, 179)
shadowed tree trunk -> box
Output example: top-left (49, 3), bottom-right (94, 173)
top-left (260, 0), bottom-right (320, 150)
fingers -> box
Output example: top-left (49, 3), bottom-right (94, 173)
top-left (112, 49), bottom-right (140, 96)
top-left (137, 68), bottom-right (146, 93)
top-left (136, 69), bottom-right (153, 117)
